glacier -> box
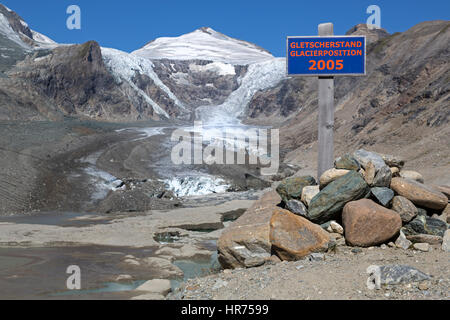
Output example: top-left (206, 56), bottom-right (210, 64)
top-left (101, 47), bottom-right (188, 118)
top-left (195, 58), bottom-right (286, 125)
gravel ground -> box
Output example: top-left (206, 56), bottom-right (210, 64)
top-left (170, 245), bottom-right (449, 300)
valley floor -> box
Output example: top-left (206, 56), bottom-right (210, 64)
top-left (171, 245), bottom-right (449, 300)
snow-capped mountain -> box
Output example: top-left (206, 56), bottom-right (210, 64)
top-left (0, 3), bottom-right (286, 123)
top-left (0, 3), bottom-right (56, 49)
top-left (132, 27), bottom-right (275, 65)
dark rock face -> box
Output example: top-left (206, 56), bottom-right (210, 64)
top-left (370, 187), bottom-right (394, 207)
top-left (6, 41), bottom-right (147, 120)
top-left (402, 215), bottom-right (448, 237)
top-left (307, 171), bottom-right (369, 224)
top-left (0, 4), bottom-right (34, 43)
top-left (152, 59), bottom-right (247, 109)
top-left (276, 176), bottom-right (316, 203)
top-left (286, 199), bottom-right (308, 217)
top-left (345, 23), bottom-right (390, 45)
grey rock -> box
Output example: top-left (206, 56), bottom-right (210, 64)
top-left (370, 187), bottom-right (394, 207)
top-left (402, 215), bottom-right (448, 237)
top-left (406, 234), bottom-right (443, 245)
top-left (442, 230), bottom-right (450, 252)
top-left (335, 154), bottom-right (361, 171)
top-left (392, 196), bottom-right (418, 223)
top-left (353, 149), bottom-right (387, 172)
top-left (399, 170), bottom-right (425, 184)
top-left (308, 253), bottom-right (325, 261)
top-left (286, 200), bottom-right (308, 218)
top-left (413, 243), bottom-right (430, 252)
top-left (353, 149), bottom-right (391, 187)
top-left (372, 165), bottom-right (392, 187)
top-left (395, 230), bottom-right (412, 250)
top-left (379, 265), bottom-right (431, 285)
top-left (136, 279), bottom-right (172, 296)
top-left (379, 153), bottom-right (406, 168)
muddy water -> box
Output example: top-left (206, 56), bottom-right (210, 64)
top-left (0, 246), bottom-right (155, 300)
top-left (0, 244), bottom-right (220, 300)
top-left (0, 123), bottom-right (266, 299)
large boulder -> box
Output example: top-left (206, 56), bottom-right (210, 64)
top-left (307, 171), bottom-right (369, 224)
top-left (269, 209), bottom-right (332, 261)
top-left (217, 191), bottom-right (281, 269)
top-left (319, 169), bottom-right (350, 189)
top-left (276, 176), bottom-right (316, 203)
top-left (390, 178), bottom-right (447, 210)
top-left (391, 196), bottom-right (418, 223)
top-left (342, 199), bottom-right (402, 247)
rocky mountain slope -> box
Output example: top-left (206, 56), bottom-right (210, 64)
top-left (0, 4), bottom-right (448, 181)
top-left (0, 4), bottom-right (282, 122)
top-left (246, 21), bottom-right (449, 184)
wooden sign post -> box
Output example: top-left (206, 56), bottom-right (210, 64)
top-left (286, 24), bottom-right (366, 179)
top-left (317, 23), bottom-right (335, 179)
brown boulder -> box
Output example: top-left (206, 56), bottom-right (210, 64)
top-left (217, 191), bottom-right (281, 269)
top-left (270, 209), bottom-right (332, 261)
top-left (434, 185), bottom-right (450, 200)
top-left (342, 199), bottom-right (402, 247)
top-left (390, 178), bottom-right (447, 210)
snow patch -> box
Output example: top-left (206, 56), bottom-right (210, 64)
top-left (189, 62), bottom-right (235, 76)
top-left (31, 29), bottom-right (57, 48)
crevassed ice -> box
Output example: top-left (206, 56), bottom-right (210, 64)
top-left (0, 13), bottom-right (30, 49)
top-left (101, 47), bottom-right (187, 118)
top-left (195, 58), bottom-right (286, 125)
top-left (162, 175), bottom-right (230, 197)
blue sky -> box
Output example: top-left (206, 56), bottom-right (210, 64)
top-left (2, 0), bottom-right (449, 57)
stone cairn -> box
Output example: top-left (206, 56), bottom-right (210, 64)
top-left (218, 149), bottom-right (449, 269)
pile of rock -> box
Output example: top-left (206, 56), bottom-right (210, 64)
top-left (217, 149), bottom-right (449, 269)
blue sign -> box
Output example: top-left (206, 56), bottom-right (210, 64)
top-left (287, 36), bottom-right (366, 76)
